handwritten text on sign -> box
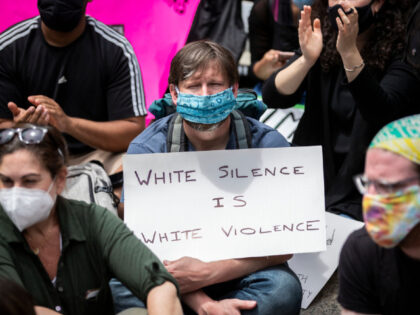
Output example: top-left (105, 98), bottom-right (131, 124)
top-left (123, 146), bottom-right (326, 262)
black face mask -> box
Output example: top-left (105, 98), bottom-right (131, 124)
top-left (328, 1), bottom-right (375, 34)
top-left (38, 0), bottom-right (85, 32)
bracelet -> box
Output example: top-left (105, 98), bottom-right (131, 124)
top-left (344, 61), bottom-right (365, 72)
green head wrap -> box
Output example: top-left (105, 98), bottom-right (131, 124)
top-left (369, 114), bottom-right (420, 164)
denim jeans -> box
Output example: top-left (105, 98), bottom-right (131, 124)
top-left (111, 264), bottom-right (302, 315)
top-left (109, 278), bottom-right (146, 314)
top-left (185, 264), bottom-right (302, 315)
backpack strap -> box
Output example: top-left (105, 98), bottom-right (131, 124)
top-left (231, 110), bottom-right (252, 149)
top-left (167, 113), bottom-right (187, 152)
top-left (166, 111), bottom-right (252, 152)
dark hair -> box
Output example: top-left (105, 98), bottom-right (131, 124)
top-left (0, 278), bottom-right (36, 315)
top-left (168, 40), bottom-right (239, 87)
top-left (0, 124), bottom-right (68, 178)
top-left (311, 0), bottom-right (412, 72)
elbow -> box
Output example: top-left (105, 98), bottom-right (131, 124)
top-left (262, 82), bottom-right (297, 109)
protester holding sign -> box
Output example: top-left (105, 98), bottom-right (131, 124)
top-left (338, 114), bottom-right (420, 314)
top-left (122, 40), bottom-right (302, 315)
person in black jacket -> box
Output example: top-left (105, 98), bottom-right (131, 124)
top-left (262, 0), bottom-right (419, 220)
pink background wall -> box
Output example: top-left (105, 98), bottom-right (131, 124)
top-left (0, 0), bottom-right (200, 123)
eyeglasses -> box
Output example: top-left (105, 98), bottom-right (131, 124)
top-left (0, 126), bottom-right (48, 145)
top-left (353, 174), bottom-right (420, 195)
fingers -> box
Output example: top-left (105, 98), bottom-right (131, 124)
top-left (298, 6), bottom-right (310, 33)
top-left (298, 17), bottom-right (305, 38)
top-left (336, 16), bottom-right (345, 32)
top-left (277, 51), bottom-right (295, 62)
top-left (7, 100), bottom-right (49, 125)
top-left (337, 8), bottom-right (350, 29)
top-left (264, 50), bottom-right (279, 63)
top-left (28, 95), bottom-right (50, 106)
top-left (27, 105), bottom-right (43, 123)
top-left (8, 101), bottom-right (36, 122)
top-left (28, 95), bottom-right (58, 110)
top-left (313, 18), bottom-right (321, 32)
top-left (28, 95), bottom-right (42, 106)
top-left (7, 102), bottom-right (20, 116)
top-left (17, 107), bottom-right (35, 122)
top-left (231, 299), bottom-right (257, 310)
top-left (28, 105), bottom-right (49, 125)
top-left (337, 7), bottom-right (358, 33)
top-left (303, 5), bottom-right (312, 30)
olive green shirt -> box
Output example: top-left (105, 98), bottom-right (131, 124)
top-left (0, 196), bottom-right (178, 315)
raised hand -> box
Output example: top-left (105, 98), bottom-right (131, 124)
top-left (298, 5), bottom-right (323, 66)
top-left (336, 7), bottom-right (359, 57)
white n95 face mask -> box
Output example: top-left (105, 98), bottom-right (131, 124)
top-left (0, 184), bottom-right (56, 232)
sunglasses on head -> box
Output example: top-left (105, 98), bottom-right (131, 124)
top-left (0, 126), bottom-right (48, 145)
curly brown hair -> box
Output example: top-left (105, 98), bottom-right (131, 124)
top-left (311, 0), bottom-right (412, 73)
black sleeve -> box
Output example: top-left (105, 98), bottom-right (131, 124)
top-left (348, 59), bottom-right (420, 125)
top-left (0, 46), bottom-right (25, 119)
top-left (338, 228), bottom-right (382, 314)
top-left (249, 0), bottom-right (273, 68)
top-left (261, 51), bottom-right (306, 108)
top-left (105, 36), bottom-right (147, 119)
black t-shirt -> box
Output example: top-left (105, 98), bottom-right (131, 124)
top-left (338, 228), bottom-right (420, 314)
top-left (0, 16), bottom-right (147, 153)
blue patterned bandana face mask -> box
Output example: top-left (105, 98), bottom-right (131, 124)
top-left (175, 87), bottom-right (236, 124)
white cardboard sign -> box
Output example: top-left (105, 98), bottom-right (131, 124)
top-left (123, 146), bottom-right (326, 262)
top-left (288, 212), bottom-right (365, 309)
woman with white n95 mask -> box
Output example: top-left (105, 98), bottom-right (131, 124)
top-left (0, 123), bottom-right (182, 315)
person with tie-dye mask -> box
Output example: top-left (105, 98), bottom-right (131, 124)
top-left (338, 114), bottom-right (420, 315)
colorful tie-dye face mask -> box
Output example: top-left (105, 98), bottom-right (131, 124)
top-left (363, 185), bottom-right (420, 248)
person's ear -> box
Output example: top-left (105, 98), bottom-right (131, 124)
top-left (55, 166), bottom-right (68, 195)
top-left (372, 0), bottom-right (385, 14)
top-left (169, 84), bottom-right (178, 106)
top-left (232, 83), bottom-right (239, 98)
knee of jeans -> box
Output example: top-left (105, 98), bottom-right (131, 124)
top-left (246, 265), bottom-right (302, 315)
